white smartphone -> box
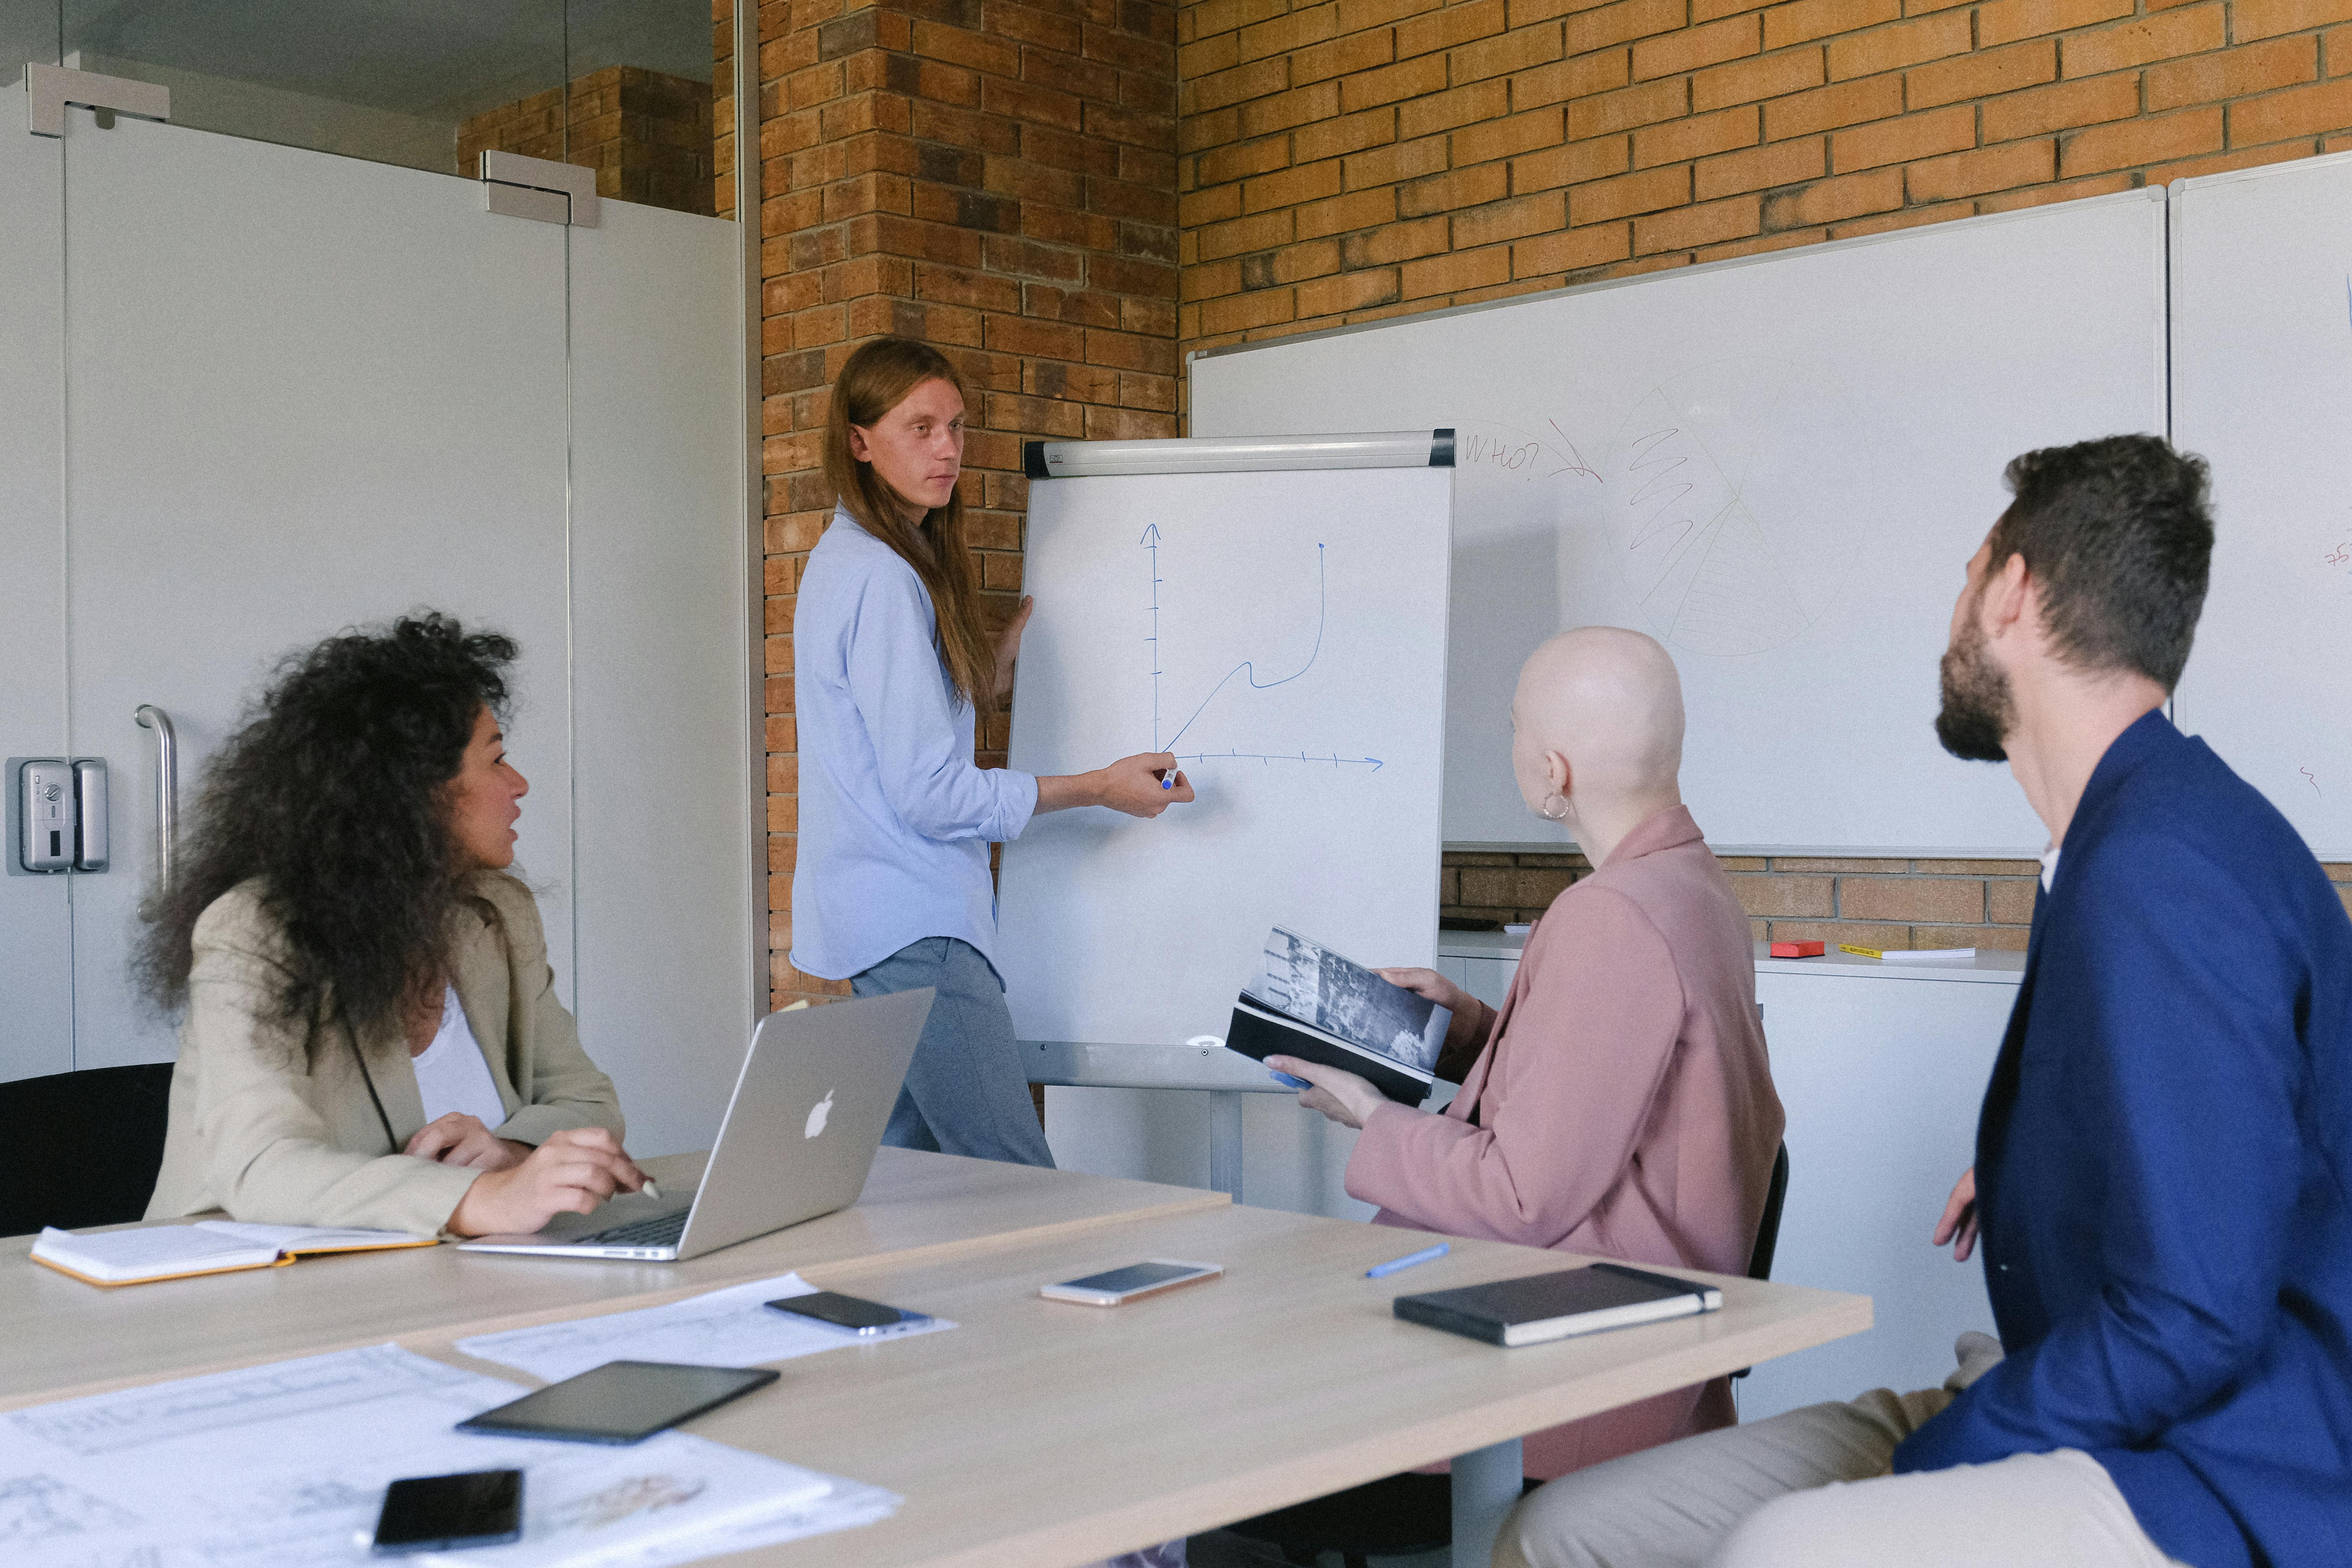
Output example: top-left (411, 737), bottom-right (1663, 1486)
top-left (1038, 1258), bottom-right (1223, 1306)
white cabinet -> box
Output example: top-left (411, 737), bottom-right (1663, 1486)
top-left (1743, 964), bottom-right (2011, 1416)
top-left (1435, 952), bottom-right (1517, 1010)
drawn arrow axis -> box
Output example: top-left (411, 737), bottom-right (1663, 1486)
top-left (1173, 750), bottom-right (1384, 770)
top-left (1140, 523), bottom-right (1163, 750)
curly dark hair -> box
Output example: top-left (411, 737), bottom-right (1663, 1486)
top-left (135, 613), bottom-right (519, 1058)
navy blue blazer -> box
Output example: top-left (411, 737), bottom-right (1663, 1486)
top-left (1893, 713), bottom-right (2352, 1568)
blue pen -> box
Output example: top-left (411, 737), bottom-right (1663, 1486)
top-left (1365, 1241), bottom-right (1449, 1279)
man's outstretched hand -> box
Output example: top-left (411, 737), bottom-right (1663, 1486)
top-left (1934, 1166), bottom-right (1979, 1261)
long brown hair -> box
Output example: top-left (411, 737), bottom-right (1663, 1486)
top-left (823, 337), bottom-right (994, 709)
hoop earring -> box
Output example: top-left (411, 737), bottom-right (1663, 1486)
top-left (1538, 793), bottom-right (1570, 823)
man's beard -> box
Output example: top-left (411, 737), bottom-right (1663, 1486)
top-left (1935, 611), bottom-right (2013, 763)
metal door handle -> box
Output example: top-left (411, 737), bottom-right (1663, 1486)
top-left (134, 704), bottom-right (177, 891)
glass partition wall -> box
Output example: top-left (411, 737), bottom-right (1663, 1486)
top-left (7, 0), bottom-right (720, 215)
top-left (3, 0), bottom-right (761, 1158)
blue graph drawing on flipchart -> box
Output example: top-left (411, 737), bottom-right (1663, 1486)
top-left (1141, 525), bottom-right (1384, 772)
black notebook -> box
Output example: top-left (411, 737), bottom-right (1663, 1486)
top-left (1223, 926), bottom-right (1449, 1105)
top-left (1393, 1263), bottom-right (1723, 1347)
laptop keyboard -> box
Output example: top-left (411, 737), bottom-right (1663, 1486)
top-left (581, 1210), bottom-right (689, 1249)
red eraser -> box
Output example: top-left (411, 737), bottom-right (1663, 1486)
top-left (1769, 940), bottom-right (1826, 958)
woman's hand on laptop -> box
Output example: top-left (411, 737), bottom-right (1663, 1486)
top-left (1268, 1056), bottom-right (1387, 1131)
top-left (405, 1112), bottom-right (530, 1172)
top-left (445, 1127), bottom-right (650, 1238)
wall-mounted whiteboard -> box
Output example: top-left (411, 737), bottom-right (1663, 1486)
top-left (1192, 193), bottom-right (2168, 853)
top-left (997, 466), bottom-right (1451, 1049)
top-left (2172, 150), bottom-right (2352, 858)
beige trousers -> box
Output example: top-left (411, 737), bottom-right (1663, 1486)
top-left (1497, 1334), bottom-right (2190, 1568)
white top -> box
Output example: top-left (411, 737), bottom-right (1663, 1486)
top-left (412, 986), bottom-right (507, 1128)
top-left (789, 507), bottom-right (1038, 981)
top-left (2040, 844), bottom-right (2061, 892)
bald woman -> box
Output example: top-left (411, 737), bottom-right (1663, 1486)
top-left (1273, 628), bottom-right (1786, 1478)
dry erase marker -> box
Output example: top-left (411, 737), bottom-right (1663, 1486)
top-left (1837, 943), bottom-right (1885, 959)
top-left (1366, 1242), bottom-right (1449, 1279)
top-left (641, 1180), bottom-right (663, 1202)
top-left (1161, 764), bottom-right (1177, 790)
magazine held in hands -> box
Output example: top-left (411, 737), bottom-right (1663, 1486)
top-left (1223, 926), bottom-right (1450, 1104)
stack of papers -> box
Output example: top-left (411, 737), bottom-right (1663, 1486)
top-left (455, 1272), bottom-right (955, 1382)
top-left (0, 1342), bottom-right (898, 1566)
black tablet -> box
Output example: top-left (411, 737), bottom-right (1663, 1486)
top-left (456, 1361), bottom-right (779, 1445)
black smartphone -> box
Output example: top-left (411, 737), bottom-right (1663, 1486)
top-left (371, 1469), bottom-right (523, 1555)
top-left (766, 1289), bottom-right (934, 1335)
top-left (455, 1361), bottom-right (779, 1445)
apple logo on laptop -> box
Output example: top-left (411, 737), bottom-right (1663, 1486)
top-left (805, 1091), bottom-right (834, 1139)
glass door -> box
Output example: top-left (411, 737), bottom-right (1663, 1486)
top-left (0, 97), bottom-right (71, 1080)
top-left (5, 1), bottom-right (753, 1160)
top-left (60, 110), bottom-right (577, 1071)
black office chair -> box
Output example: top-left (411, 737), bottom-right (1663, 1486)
top-left (1732, 1140), bottom-right (1792, 1385)
top-left (0, 1062), bottom-right (175, 1237)
top-left (1219, 1143), bottom-right (1792, 1568)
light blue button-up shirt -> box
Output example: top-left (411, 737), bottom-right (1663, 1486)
top-left (789, 507), bottom-right (1040, 981)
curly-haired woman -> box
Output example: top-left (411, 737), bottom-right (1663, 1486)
top-left (139, 614), bottom-right (649, 1237)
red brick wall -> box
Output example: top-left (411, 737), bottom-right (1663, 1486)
top-left (459, 65), bottom-right (718, 217)
top-left (755, 0), bottom-right (1182, 1007)
top-left (744, 0), bottom-right (2352, 984)
top-left (720, 0), bottom-right (742, 218)
top-left (1446, 849), bottom-right (2352, 944)
top-left (1176, 0), bottom-right (2352, 350)
top-left (1444, 848), bottom-right (2042, 947)
top-left (1168, 0), bottom-right (2352, 942)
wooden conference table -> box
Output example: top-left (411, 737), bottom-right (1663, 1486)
top-left (2, 1152), bottom-right (1870, 1568)
top-left (0, 1146), bottom-right (1227, 1400)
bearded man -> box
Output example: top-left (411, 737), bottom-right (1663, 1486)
top-left (1494, 435), bottom-right (2352, 1568)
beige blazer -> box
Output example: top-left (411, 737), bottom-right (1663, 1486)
top-left (146, 871), bottom-right (625, 1235)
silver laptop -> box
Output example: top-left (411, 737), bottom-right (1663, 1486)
top-left (457, 988), bottom-right (932, 1262)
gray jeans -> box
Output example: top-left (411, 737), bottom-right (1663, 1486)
top-left (851, 936), bottom-right (1054, 1169)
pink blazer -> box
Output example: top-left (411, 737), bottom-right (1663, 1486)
top-left (1347, 804), bottom-right (1786, 1478)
